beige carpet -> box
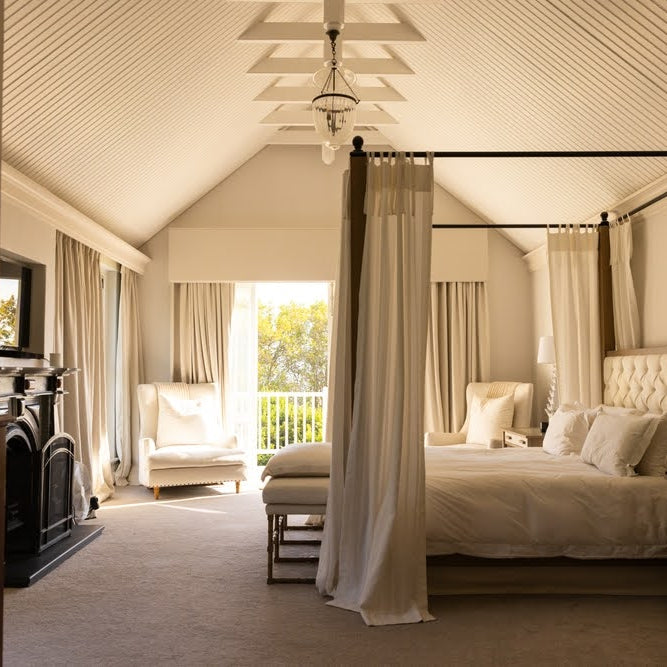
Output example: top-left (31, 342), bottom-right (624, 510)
top-left (4, 485), bottom-right (667, 666)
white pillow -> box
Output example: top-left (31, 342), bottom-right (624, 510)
top-left (466, 394), bottom-right (514, 446)
top-left (156, 393), bottom-right (223, 448)
top-left (600, 405), bottom-right (644, 417)
top-left (543, 409), bottom-right (590, 456)
top-left (261, 442), bottom-right (332, 480)
top-left (636, 414), bottom-right (667, 478)
top-left (559, 402), bottom-right (600, 427)
top-left (580, 412), bottom-right (660, 476)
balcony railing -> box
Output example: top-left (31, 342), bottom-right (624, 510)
top-left (230, 390), bottom-right (328, 464)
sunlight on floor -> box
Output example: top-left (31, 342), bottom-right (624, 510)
top-left (100, 483), bottom-right (261, 511)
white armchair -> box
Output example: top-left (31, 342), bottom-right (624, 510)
top-left (425, 382), bottom-right (534, 448)
top-left (137, 382), bottom-right (247, 499)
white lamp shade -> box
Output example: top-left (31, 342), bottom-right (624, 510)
top-left (537, 335), bottom-right (556, 364)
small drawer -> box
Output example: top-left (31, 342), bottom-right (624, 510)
top-left (504, 431), bottom-right (527, 447)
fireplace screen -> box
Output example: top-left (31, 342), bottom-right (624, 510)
top-left (5, 418), bottom-right (75, 556)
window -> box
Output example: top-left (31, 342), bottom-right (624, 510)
top-left (229, 282), bottom-right (331, 468)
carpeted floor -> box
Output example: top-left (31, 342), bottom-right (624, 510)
top-left (4, 485), bottom-right (667, 666)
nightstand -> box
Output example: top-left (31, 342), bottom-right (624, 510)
top-left (503, 427), bottom-right (544, 448)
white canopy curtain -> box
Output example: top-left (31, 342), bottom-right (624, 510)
top-left (55, 232), bottom-right (114, 500)
top-left (609, 215), bottom-right (640, 350)
top-left (114, 266), bottom-right (145, 486)
top-left (317, 153), bottom-right (434, 626)
top-left (173, 282), bottom-right (235, 430)
top-left (424, 282), bottom-right (490, 433)
top-left (547, 224), bottom-right (602, 407)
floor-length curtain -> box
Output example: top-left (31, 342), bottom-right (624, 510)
top-left (424, 282), bottom-right (490, 433)
top-left (318, 172), bottom-right (353, 592)
top-left (55, 232), bottom-right (114, 500)
top-left (173, 283), bottom-right (235, 430)
top-left (115, 266), bottom-right (145, 486)
top-left (547, 225), bottom-right (601, 407)
top-left (227, 283), bottom-right (258, 474)
top-left (609, 215), bottom-right (640, 349)
top-left (317, 154), bottom-right (434, 626)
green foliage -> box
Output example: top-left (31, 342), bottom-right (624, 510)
top-left (257, 453), bottom-right (273, 467)
top-left (256, 298), bottom-right (328, 464)
top-left (258, 300), bottom-right (328, 392)
top-left (0, 295), bottom-right (17, 345)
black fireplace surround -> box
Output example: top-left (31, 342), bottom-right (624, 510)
top-left (2, 367), bottom-right (78, 558)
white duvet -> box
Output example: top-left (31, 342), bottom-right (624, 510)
top-left (425, 446), bottom-right (667, 558)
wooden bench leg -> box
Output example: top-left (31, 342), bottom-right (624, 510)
top-left (267, 514), bottom-right (275, 584)
top-left (235, 480), bottom-right (241, 494)
top-left (153, 485), bottom-right (160, 500)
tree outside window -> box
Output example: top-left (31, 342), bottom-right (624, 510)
top-left (257, 295), bottom-right (328, 465)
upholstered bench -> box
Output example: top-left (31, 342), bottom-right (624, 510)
top-left (261, 442), bottom-right (331, 584)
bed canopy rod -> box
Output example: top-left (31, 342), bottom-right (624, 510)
top-left (432, 189), bottom-right (667, 229)
top-left (431, 185), bottom-right (667, 229)
top-left (348, 137), bottom-right (667, 229)
top-left (350, 135), bottom-right (667, 159)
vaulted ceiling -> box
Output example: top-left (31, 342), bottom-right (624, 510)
top-left (3, 0), bottom-right (667, 251)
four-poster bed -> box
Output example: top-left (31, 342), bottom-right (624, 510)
top-left (315, 136), bottom-right (667, 618)
top-left (347, 135), bottom-right (667, 369)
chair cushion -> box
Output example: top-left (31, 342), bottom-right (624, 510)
top-left (149, 445), bottom-right (246, 470)
top-left (262, 477), bottom-right (329, 506)
top-left (466, 393), bottom-right (514, 446)
top-left (156, 393), bottom-right (223, 448)
top-left (261, 442), bottom-right (331, 480)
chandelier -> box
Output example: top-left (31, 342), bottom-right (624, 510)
top-left (312, 28), bottom-right (360, 153)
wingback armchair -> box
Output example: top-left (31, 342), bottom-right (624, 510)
top-left (425, 382), bottom-right (534, 447)
top-left (137, 382), bottom-right (247, 499)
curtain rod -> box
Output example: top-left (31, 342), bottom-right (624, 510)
top-left (350, 136), bottom-right (667, 159)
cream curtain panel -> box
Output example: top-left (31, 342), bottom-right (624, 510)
top-left (424, 282), bottom-right (490, 433)
top-left (114, 266), bottom-right (145, 486)
top-left (173, 283), bottom-right (235, 430)
top-left (317, 154), bottom-right (434, 626)
top-left (609, 215), bottom-right (640, 350)
top-left (55, 232), bottom-right (114, 501)
top-left (547, 225), bottom-right (602, 407)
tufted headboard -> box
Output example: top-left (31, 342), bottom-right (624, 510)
top-left (603, 351), bottom-right (667, 413)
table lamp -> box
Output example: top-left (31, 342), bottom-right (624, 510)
top-left (537, 335), bottom-right (557, 431)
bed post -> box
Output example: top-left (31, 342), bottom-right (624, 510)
top-left (349, 136), bottom-right (367, 392)
top-left (597, 211), bottom-right (615, 364)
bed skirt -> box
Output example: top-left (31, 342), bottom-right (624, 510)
top-left (426, 555), bottom-right (667, 595)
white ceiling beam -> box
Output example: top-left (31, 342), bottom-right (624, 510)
top-left (255, 85), bottom-right (405, 103)
top-left (247, 57), bottom-right (414, 75)
top-left (268, 129), bottom-right (389, 145)
top-left (260, 109), bottom-right (398, 126)
top-left (239, 23), bottom-right (424, 43)
top-left (324, 0), bottom-right (345, 26)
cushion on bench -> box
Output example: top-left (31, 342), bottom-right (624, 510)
top-left (261, 442), bottom-right (332, 480)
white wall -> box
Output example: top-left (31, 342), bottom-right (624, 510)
top-left (0, 198), bottom-right (56, 358)
top-left (139, 144), bottom-right (534, 387)
top-left (488, 231), bottom-right (534, 385)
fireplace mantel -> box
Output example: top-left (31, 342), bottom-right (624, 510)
top-left (0, 366), bottom-right (78, 403)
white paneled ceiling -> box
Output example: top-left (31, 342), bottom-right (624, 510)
top-left (3, 0), bottom-right (667, 250)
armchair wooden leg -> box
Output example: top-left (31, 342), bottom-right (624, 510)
top-left (153, 485), bottom-right (160, 500)
top-left (235, 480), bottom-right (241, 494)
